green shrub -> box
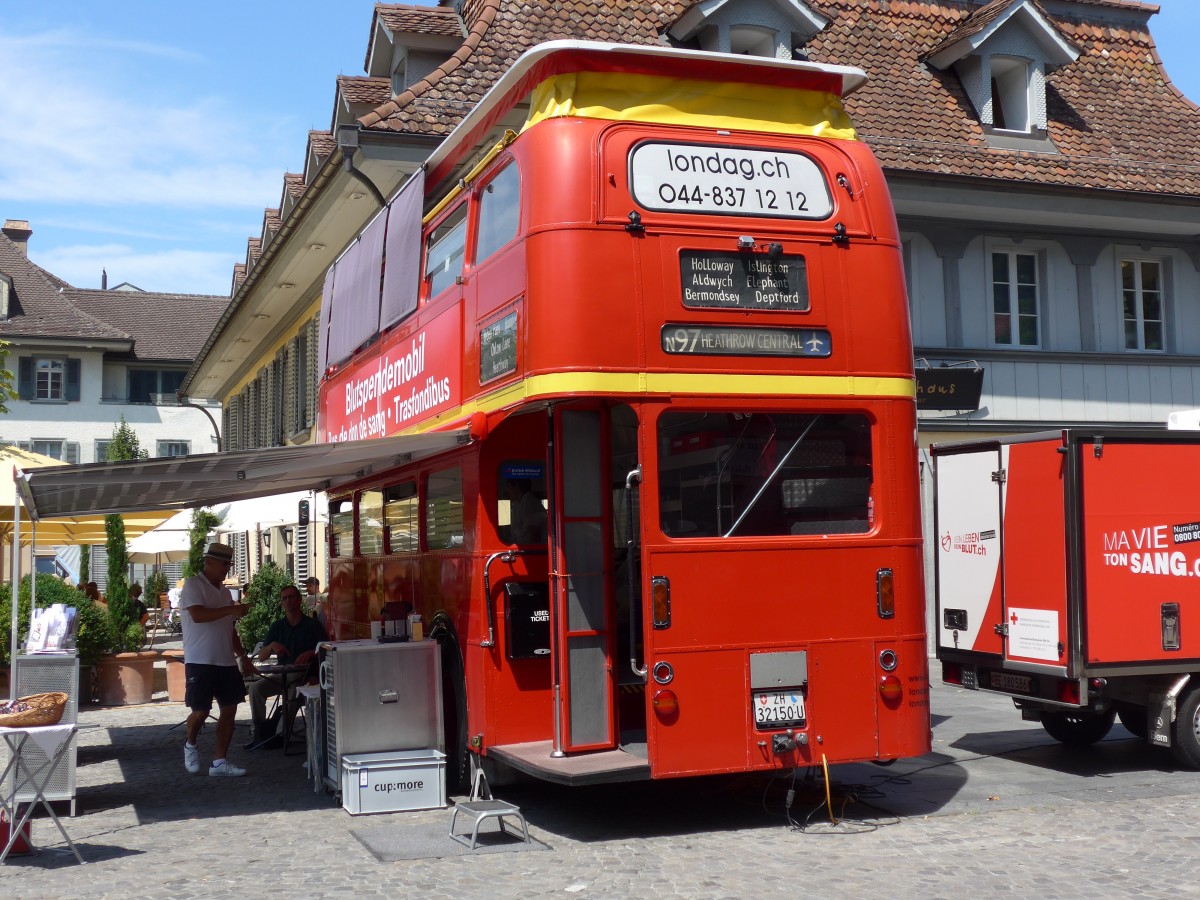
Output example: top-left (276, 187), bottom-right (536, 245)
top-left (57, 592), bottom-right (115, 668)
top-left (236, 561), bottom-right (295, 652)
top-left (0, 574), bottom-right (115, 667)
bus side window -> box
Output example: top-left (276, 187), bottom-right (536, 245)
top-left (330, 497), bottom-right (354, 556)
top-left (425, 467), bottom-right (464, 550)
top-left (384, 481), bottom-right (419, 552)
top-left (474, 163), bottom-right (520, 265)
top-left (424, 204), bottom-right (468, 299)
top-left (358, 489), bottom-right (383, 556)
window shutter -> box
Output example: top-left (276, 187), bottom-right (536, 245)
top-left (66, 359), bottom-right (81, 401)
top-left (65, 442), bottom-right (80, 464)
top-left (306, 318), bottom-right (318, 428)
top-left (222, 404), bottom-right (231, 451)
top-left (17, 357), bottom-right (32, 400)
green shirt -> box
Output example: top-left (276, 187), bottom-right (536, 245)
top-left (262, 614), bottom-right (328, 663)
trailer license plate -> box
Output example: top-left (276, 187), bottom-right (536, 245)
top-left (990, 671), bottom-right (1031, 693)
top-left (753, 691), bottom-right (805, 727)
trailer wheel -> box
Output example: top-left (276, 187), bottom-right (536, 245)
top-left (1116, 707), bottom-right (1148, 739)
top-left (1040, 709), bottom-right (1115, 747)
top-left (1170, 688), bottom-right (1200, 769)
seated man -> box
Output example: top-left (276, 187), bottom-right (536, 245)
top-left (246, 585), bottom-right (328, 750)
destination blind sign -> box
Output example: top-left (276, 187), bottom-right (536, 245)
top-left (680, 251), bottom-right (809, 311)
top-left (661, 324), bottom-right (831, 358)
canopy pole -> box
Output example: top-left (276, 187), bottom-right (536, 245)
top-left (29, 521), bottom-right (37, 620)
top-left (10, 488), bottom-right (21, 698)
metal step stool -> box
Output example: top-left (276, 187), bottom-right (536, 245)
top-left (448, 768), bottom-right (530, 850)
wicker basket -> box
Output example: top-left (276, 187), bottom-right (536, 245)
top-left (0, 692), bottom-right (68, 728)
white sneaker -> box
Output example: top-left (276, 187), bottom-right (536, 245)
top-left (184, 742), bottom-right (199, 774)
top-left (209, 760), bottom-right (246, 777)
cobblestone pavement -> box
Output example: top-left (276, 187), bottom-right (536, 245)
top-left (3, 671), bottom-right (1199, 899)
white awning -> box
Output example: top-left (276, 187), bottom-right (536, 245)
top-left (16, 430), bottom-right (471, 520)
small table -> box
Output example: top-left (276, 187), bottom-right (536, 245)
top-left (255, 663), bottom-right (310, 755)
top-left (294, 685), bottom-right (323, 792)
top-left (0, 724), bottom-right (84, 864)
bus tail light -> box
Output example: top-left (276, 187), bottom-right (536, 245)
top-left (651, 576), bottom-right (671, 629)
top-left (879, 674), bottom-right (903, 705)
top-left (652, 689), bottom-right (679, 720)
top-left (876, 568), bottom-right (894, 619)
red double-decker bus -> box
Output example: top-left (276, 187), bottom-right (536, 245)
top-left (316, 41), bottom-right (928, 787)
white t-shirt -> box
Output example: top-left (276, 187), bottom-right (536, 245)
top-left (180, 575), bottom-right (237, 666)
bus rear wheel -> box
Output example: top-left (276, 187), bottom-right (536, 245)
top-left (1169, 687), bottom-right (1200, 769)
top-left (1040, 709), bottom-right (1115, 747)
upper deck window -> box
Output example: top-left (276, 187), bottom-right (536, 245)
top-left (424, 204), bottom-right (467, 298)
top-left (474, 163), bottom-right (520, 265)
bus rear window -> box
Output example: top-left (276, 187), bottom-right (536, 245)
top-left (657, 411), bottom-right (872, 538)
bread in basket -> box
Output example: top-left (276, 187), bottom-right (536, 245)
top-left (0, 692), bottom-right (68, 728)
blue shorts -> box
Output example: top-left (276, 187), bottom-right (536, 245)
top-left (184, 663), bottom-right (246, 711)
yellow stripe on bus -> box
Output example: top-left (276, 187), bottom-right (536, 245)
top-left (409, 371), bottom-right (914, 435)
top-left (524, 72), bottom-right (857, 141)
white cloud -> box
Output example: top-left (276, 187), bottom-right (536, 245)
top-left (33, 243), bottom-right (234, 297)
top-left (0, 29), bottom-right (281, 210)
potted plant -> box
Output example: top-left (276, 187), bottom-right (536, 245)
top-left (93, 418), bottom-right (157, 706)
top-left (0, 574), bottom-right (110, 702)
top-left (236, 561), bottom-right (295, 652)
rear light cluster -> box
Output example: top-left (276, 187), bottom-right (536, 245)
top-left (878, 647), bottom-right (902, 705)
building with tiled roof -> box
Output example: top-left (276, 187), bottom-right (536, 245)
top-left (0, 220), bottom-right (226, 466)
top-left (183, 0), bottom-right (1200, 586)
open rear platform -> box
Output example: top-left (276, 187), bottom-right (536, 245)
top-left (487, 742), bottom-right (652, 785)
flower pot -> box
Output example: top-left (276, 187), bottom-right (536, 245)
top-left (162, 650), bottom-right (186, 702)
top-left (78, 664), bottom-right (96, 705)
top-left (95, 651), bottom-right (157, 706)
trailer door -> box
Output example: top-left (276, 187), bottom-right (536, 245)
top-left (1000, 440), bottom-right (1069, 668)
top-left (935, 446), bottom-right (1004, 656)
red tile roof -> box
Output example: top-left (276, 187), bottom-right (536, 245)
top-left (71, 289), bottom-right (230, 361)
top-left (337, 75), bottom-right (392, 106)
top-left (351, 0), bottom-right (1198, 198)
top-left (0, 231), bottom-right (227, 359)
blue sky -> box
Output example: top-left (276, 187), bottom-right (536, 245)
top-left (1, 0), bottom-right (1197, 296)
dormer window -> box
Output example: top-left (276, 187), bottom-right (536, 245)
top-left (925, 0), bottom-right (1078, 146)
top-left (730, 25), bottom-right (777, 58)
top-left (668, 1), bottom-right (828, 60)
top-left (990, 56), bottom-right (1031, 132)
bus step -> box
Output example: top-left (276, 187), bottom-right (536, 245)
top-left (488, 741), bottom-right (651, 786)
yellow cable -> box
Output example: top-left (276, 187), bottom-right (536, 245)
top-left (821, 753), bottom-right (837, 826)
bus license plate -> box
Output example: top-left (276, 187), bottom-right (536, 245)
top-left (753, 690), bottom-right (805, 727)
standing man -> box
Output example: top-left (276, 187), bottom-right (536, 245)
top-left (305, 576), bottom-right (327, 632)
top-left (181, 542), bottom-right (252, 777)
top-left (247, 585), bottom-right (328, 749)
